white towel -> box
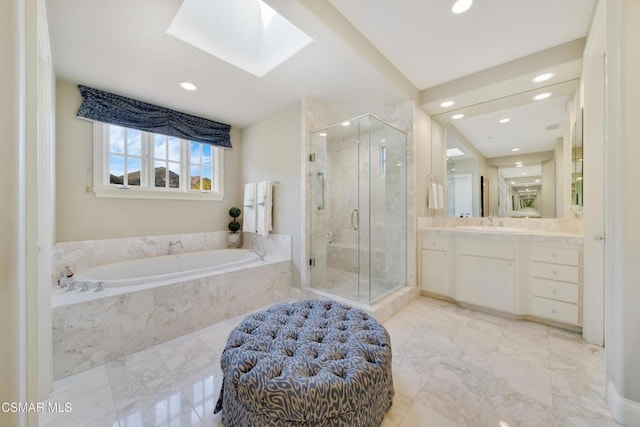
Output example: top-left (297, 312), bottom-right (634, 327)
top-left (437, 183), bottom-right (444, 209)
top-left (243, 183), bottom-right (257, 232)
top-left (256, 181), bottom-right (273, 236)
top-left (428, 182), bottom-right (438, 209)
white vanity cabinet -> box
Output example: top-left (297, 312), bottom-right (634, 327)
top-left (419, 228), bottom-right (583, 329)
top-left (529, 245), bottom-right (582, 325)
top-left (457, 239), bottom-right (516, 313)
top-left (421, 234), bottom-right (451, 297)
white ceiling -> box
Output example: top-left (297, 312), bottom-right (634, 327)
top-left (46, 0), bottom-right (409, 128)
top-left (451, 95), bottom-right (568, 158)
top-left (46, 0), bottom-right (596, 133)
top-left (329, 0), bottom-right (596, 90)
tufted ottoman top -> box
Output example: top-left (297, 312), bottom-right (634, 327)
top-left (215, 299), bottom-right (393, 423)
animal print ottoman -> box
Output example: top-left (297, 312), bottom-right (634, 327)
top-left (214, 300), bottom-right (394, 426)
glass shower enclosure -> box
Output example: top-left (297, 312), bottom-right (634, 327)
top-left (309, 114), bottom-right (406, 304)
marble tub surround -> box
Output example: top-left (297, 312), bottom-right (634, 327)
top-left (41, 297), bottom-right (616, 427)
top-left (52, 258), bottom-right (292, 380)
top-left (240, 232), bottom-right (291, 260)
top-left (53, 231), bottom-right (291, 286)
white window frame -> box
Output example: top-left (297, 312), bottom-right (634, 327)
top-left (92, 123), bottom-right (225, 201)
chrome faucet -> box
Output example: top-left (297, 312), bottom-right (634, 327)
top-left (168, 240), bottom-right (183, 255)
top-left (251, 249), bottom-right (265, 261)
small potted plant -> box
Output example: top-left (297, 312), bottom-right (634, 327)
top-left (227, 207), bottom-right (241, 248)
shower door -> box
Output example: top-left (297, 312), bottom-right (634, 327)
top-left (309, 114), bottom-right (406, 305)
top-left (309, 116), bottom-right (371, 303)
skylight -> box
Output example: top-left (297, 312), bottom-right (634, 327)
top-left (167, 0), bottom-right (313, 78)
top-left (446, 148), bottom-right (465, 157)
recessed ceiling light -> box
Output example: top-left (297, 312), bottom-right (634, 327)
top-left (440, 101), bottom-right (455, 107)
top-left (179, 81), bottom-right (197, 91)
top-left (499, 118), bottom-right (510, 124)
top-left (515, 161), bottom-right (523, 165)
top-left (535, 179), bottom-right (540, 183)
top-left (512, 148), bottom-right (520, 152)
top-left (451, 114), bottom-right (465, 120)
top-left (516, 164), bottom-right (523, 168)
top-left (521, 172), bottom-right (527, 175)
top-left (533, 72), bottom-right (554, 83)
top-left (511, 181), bottom-right (516, 185)
top-left (341, 121), bottom-right (351, 126)
top-left (319, 132), bottom-right (327, 137)
top-left (533, 92), bottom-right (551, 101)
top-left (451, 168), bottom-right (456, 171)
top-left (452, 0), bottom-right (473, 14)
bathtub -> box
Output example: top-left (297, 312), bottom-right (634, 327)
top-left (52, 244), bottom-right (292, 380)
top-left (73, 249), bottom-right (261, 288)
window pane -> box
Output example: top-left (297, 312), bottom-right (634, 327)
top-left (168, 137), bottom-right (181, 162)
top-left (190, 166), bottom-right (201, 190)
top-left (127, 157), bottom-right (141, 186)
top-left (154, 160), bottom-right (166, 188)
top-left (190, 142), bottom-right (201, 164)
top-left (202, 144), bottom-right (212, 165)
top-left (109, 126), bottom-right (125, 154)
top-left (203, 166), bottom-right (212, 190)
top-left (154, 135), bottom-right (166, 160)
top-left (168, 162), bottom-right (180, 188)
top-left (109, 155), bottom-right (125, 184)
top-left (127, 129), bottom-right (142, 156)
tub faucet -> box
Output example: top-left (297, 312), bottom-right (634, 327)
top-left (251, 249), bottom-right (265, 261)
top-left (169, 240), bottom-right (183, 255)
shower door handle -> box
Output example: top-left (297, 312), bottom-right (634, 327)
top-left (351, 209), bottom-right (359, 231)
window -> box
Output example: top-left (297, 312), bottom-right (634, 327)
top-left (93, 123), bottom-right (224, 200)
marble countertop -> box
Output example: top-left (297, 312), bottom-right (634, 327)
top-left (420, 226), bottom-right (584, 244)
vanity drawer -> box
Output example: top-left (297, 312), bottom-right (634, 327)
top-left (459, 239), bottom-right (515, 260)
top-left (422, 235), bottom-right (449, 251)
top-left (531, 246), bottom-right (579, 266)
top-left (531, 262), bottom-right (579, 283)
top-left (531, 278), bottom-right (579, 304)
top-left (531, 296), bottom-right (579, 324)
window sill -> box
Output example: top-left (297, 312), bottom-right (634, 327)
top-left (93, 186), bottom-right (225, 201)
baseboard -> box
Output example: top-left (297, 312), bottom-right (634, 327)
top-left (608, 380), bottom-right (640, 426)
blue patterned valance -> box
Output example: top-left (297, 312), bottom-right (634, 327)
top-left (76, 85), bottom-right (232, 149)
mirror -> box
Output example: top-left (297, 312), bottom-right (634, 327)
top-left (433, 79), bottom-right (580, 219)
top-left (571, 109), bottom-right (584, 206)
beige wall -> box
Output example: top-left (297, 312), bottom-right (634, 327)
top-left (541, 159), bottom-right (556, 218)
top-left (1, 1), bottom-right (25, 425)
top-left (605, 0), bottom-right (640, 421)
top-left (55, 79), bottom-right (243, 242)
top-left (240, 102), bottom-right (302, 287)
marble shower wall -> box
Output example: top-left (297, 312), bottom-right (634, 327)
top-left (318, 113), bottom-right (409, 293)
top-left (382, 101), bottom-right (416, 288)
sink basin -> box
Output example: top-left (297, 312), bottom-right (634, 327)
top-left (456, 226), bottom-right (528, 233)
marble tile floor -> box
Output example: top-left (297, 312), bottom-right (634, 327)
top-left (40, 297), bottom-right (618, 427)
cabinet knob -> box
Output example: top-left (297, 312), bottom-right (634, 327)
top-left (552, 253), bottom-right (557, 258)
top-left (552, 289), bottom-right (557, 294)
top-left (552, 309), bottom-right (557, 314)
top-left (553, 270), bottom-right (557, 275)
